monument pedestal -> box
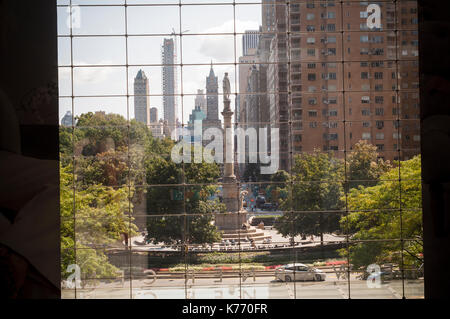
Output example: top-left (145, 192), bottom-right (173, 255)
top-left (222, 175), bottom-right (239, 214)
top-left (214, 211), bottom-right (248, 231)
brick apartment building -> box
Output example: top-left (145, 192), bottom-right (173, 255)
top-left (238, 0), bottom-right (420, 173)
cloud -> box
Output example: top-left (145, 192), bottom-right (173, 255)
top-left (72, 60), bottom-right (119, 84)
top-left (196, 20), bottom-right (260, 63)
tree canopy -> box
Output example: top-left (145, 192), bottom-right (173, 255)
top-left (61, 111), bottom-right (226, 281)
top-left (339, 155), bottom-right (423, 269)
top-left (274, 150), bottom-right (345, 241)
top-left (346, 140), bottom-right (391, 190)
top-left (145, 144), bottom-right (225, 244)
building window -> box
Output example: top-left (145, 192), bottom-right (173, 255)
top-left (376, 144), bottom-right (385, 151)
top-left (308, 98), bottom-right (317, 105)
top-left (376, 121), bottom-right (385, 129)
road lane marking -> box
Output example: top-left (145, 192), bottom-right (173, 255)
top-left (336, 285), bottom-right (349, 299)
top-left (387, 286), bottom-right (402, 299)
top-left (285, 282), bottom-right (295, 299)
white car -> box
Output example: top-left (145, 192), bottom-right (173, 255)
top-left (275, 263), bottom-right (326, 282)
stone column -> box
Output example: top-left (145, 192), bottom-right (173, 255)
top-left (214, 77), bottom-right (247, 231)
top-left (221, 99), bottom-right (239, 214)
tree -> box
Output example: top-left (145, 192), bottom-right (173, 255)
top-left (61, 111), bottom-right (227, 273)
top-left (271, 170), bottom-right (290, 183)
top-left (145, 144), bottom-right (225, 245)
top-left (60, 164), bottom-right (138, 283)
top-left (339, 156), bottom-right (422, 270)
top-left (60, 112), bottom-right (153, 283)
top-left (265, 170), bottom-right (290, 206)
top-left (59, 126), bottom-right (73, 158)
top-left (347, 140), bottom-right (391, 190)
top-left (274, 150), bottom-right (344, 243)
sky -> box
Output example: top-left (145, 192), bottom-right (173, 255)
top-left (57, 0), bottom-right (263, 125)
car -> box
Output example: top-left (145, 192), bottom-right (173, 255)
top-left (255, 196), bottom-right (266, 208)
top-left (275, 263), bottom-right (326, 282)
top-left (261, 203), bottom-right (275, 211)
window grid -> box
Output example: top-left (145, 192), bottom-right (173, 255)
top-left (59, 0), bottom-right (422, 299)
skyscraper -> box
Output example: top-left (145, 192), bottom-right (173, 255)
top-left (242, 30), bottom-right (259, 56)
top-left (260, 0), bottom-right (420, 171)
top-left (204, 64), bottom-right (221, 129)
top-left (61, 110), bottom-right (73, 127)
top-left (238, 48), bottom-right (258, 124)
top-left (195, 89), bottom-right (207, 115)
top-left (134, 69), bottom-right (150, 125)
top-left (162, 38), bottom-right (178, 136)
top-left (150, 107), bottom-right (158, 123)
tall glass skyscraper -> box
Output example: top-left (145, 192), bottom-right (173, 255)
top-left (162, 38), bottom-right (178, 137)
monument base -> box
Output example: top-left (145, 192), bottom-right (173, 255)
top-left (214, 212), bottom-right (248, 231)
top-left (222, 175), bottom-right (239, 213)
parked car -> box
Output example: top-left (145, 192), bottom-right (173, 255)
top-left (256, 196), bottom-right (266, 208)
top-left (261, 203), bottom-right (275, 211)
top-left (275, 263), bottom-right (326, 282)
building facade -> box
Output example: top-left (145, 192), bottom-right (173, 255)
top-left (134, 69), bottom-right (150, 125)
top-left (195, 89), bottom-right (207, 115)
top-left (255, 0), bottom-right (420, 171)
top-left (242, 30), bottom-right (260, 56)
top-left (162, 38), bottom-right (178, 137)
top-left (204, 64), bottom-right (221, 130)
top-left (238, 48), bottom-right (259, 125)
top-left (61, 110), bottom-right (73, 127)
top-left (150, 107), bottom-right (158, 124)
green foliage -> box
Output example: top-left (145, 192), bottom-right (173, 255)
top-left (339, 156), bottom-right (423, 269)
top-left (60, 164), bottom-right (138, 281)
top-left (60, 112), bottom-right (153, 281)
top-left (145, 145), bottom-right (225, 244)
top-left (59, 126), bottom-right (73, 157)
top-left (270, 170), bottom-right (290, 183)
top-left (347, 140), bottom-right (392, 190)
top-left (275, 150), bottom-right (344, 240)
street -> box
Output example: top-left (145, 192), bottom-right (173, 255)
top-left (62, 273), bottom-right (424, 299)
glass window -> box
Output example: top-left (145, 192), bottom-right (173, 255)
top-left (58, 0), bottom-right (423, 300)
